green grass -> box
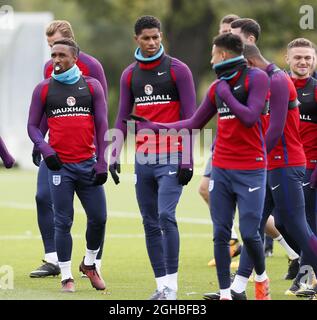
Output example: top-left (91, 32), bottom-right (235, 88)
top-left (0, 168), bottom-right (298, 300)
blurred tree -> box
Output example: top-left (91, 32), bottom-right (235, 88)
top-left (6, 0), bottom-right (317, 125)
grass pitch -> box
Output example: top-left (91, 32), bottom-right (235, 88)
top-left (0, 168), bottom-right (299, 300)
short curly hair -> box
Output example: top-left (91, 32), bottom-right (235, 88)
top-left (52, 38), bottom-right (80, 57)
top-left (134, 15), bottom-right (161, 35)
top-left (213, 33), bottom-right (244, 56)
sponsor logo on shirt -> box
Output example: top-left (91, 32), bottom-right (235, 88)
top-left (66, 96), bottom-right (76, 107)
top-left (135, 94), bottom-right (172, 104)
top-left (300, 114), bottom-right (312, 121)
top-left (144, 84), bottom-right (153, 95)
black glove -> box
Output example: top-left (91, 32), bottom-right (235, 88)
top-left (177, 167), bottom-right (193, 186)
top-left (129, 114), bottom-right (149, 122)
top-left (92, 171), bottom-right (108, 186)
top-left (32, 149), bottom-right (42, 167)
top-left (123, 114), bottom-right (150, 134)
top-left (109, 162), bottom-right (121, 184)
top-left (44, 154), bottom-right (63, 171)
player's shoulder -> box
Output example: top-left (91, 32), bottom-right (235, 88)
top-left (124, 61), bottom-right (137, 72)
top-left (44, 59), bottom-right (52, 70)
top-left (79, 51), bottom-right (102, 67)
top-left (36, 78), bottom-right (51, 90)
top-left (208, 79), bottom-right (221, 102)
top-left (170, 56), bottom-right (191, 72)
top-left (247, 66), bottom-right (269, 84)
top-left (248, 66), bottom-right (268, 78)
top-left (121, 62), bottom-right (137, 80)
top-left (84, 75), bottom-right (102, 88)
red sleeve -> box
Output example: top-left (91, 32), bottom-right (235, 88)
top-left (40, 83), bottom-right (49, 105)
top-left (127, 70), bottom-right (133, 89)
top-left (170, 68), bottom-right (176, 83)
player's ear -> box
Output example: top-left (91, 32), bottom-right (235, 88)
top-left (248, 35), bottom-right (256, 44)
top-left (222, 50), bottom-right (229, 61)
top-left (285, 53), bottom-right (290, 65)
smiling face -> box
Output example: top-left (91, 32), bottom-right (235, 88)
top-left (51, 44), bottom-right (77, 74)
top-left (134, 28), bottom-right (162, 58)
top-left (287, 46), bottom-right (315, 79)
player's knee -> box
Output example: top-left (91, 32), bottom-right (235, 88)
top-left (55, 217), bottom-right (73, 234)
top-left (143, 222), bottom-right (161, 237)
top-left (159, 211), bottom-right (177, 230)
top-left (88, 216), bottom-right (106, 231)
top-left (240, 226), bottom-right (260, 245)
top-left (213, 224), bottom-right (231, 243)
top-left (35, 188), bottom-right (51, 207)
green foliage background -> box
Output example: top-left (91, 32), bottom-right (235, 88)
top-left (6, 0), bottom-right (317, 128)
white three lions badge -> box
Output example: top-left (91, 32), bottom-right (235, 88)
top-left (53, 175), bottom-right (61, 186)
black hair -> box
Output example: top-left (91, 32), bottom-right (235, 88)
top-left (243, 44), bottom-right (262, 59)
top-left (52, 38), bottom-right (80, 57)
top-left (230, 18), bottom-right (261, 42)
top-left (134, 15), bottom-right (161, 35)
top-left (213, 33), bottom-right (244, 55)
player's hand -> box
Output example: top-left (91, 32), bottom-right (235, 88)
top-left (123, 114), bottom-right (150, 134)
top-left (32, 149), bottom-right (42, 167)
top-left (109, 162), bottom-right (121, 184)
top-left (216, 80), bottom-right (231, 99)
top-left (44, 154), bottom-right (63, 171)
top-left (91, 169), bottom-right (108, 186)
top-left (129, 114), bottom-right (149, 122)
top-left (310, 167), bottom-right (317, 188)
top-left (3, 154), bottom-right (15, 169)
top-left (177, 166), bottom-right (193, 186)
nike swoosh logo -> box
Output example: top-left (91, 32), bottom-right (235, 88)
top-left (78, 87), bottom-right (86, 90)
top-left (234, 85), bottom-right (242, 90)
top-left (302, 182), bottom-right (310, 187)
top-left (168, 171), bottom-right (177, 175)
top-left (302, 93), bottom-right (311, 96)
top-left (271, 184), bottom-right (280, 191)
top-left (158, 72), bottom-right (167, 76)
top-left (248, 187), bottom-right (260, 192)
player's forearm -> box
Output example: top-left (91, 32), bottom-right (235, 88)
top-left (0, 136), bottom-right (13, 163)
top-left (94, 118), bottom-right (109, 172)
top-left (93, 88), bottom-right (109, 172)
top-left (39, 114), bottom-right (49, 137)
top-left (138, 93), bottom-right (216, 132)
top-left (27, 123), bottom-right (54, 158)
top-left (265, 79), bottom-right (289, 153)
top-left (265, 126), bottom-right (283, 154)
top-left (224, 94), bottom-right (266, 127)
